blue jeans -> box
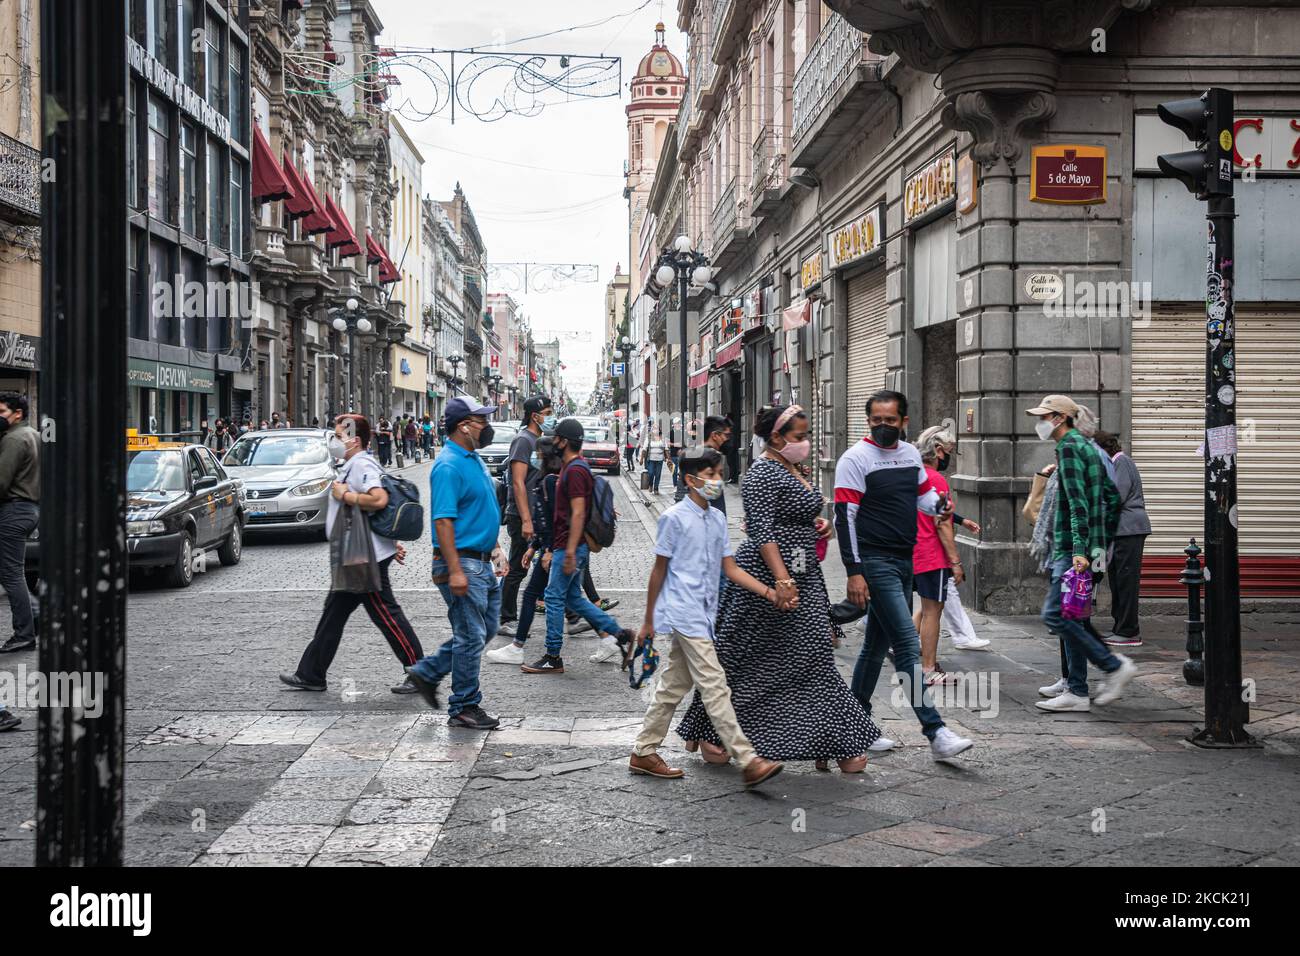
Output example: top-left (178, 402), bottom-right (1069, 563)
top-left (411, 557), bottom-right (501, 716)
top-left (513, 556), bottom-right (550, 644)
top-left (544, 543), bottom-right (620, 656)
top-left (646, 459), bottom-right (663, 491)
top-left (1042, 556), bottom-right (1120, 698)
top-left (849, 552), bottom-right (945, 741)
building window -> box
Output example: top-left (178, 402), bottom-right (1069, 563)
top-left (147, 0), bottom-right (170, 65)
top-left (130, 231), bottom-right (147, 340)
top-left (179, 121), bottom-right (198, 236)
top-left (229, 42), bottom-right (246, 144)
top-left (149, 239), bottom-right (174, 344)
top-left (207, 141), bottom-right (226, 249)
top-left (230, 157), bottom-right (245, 259)
top-left (182, 252), bottom-right (203, 349)
top-left (147, 94), bottom-right (171, 222)
top-left (631, 122), bottom-right (643, 170)
top-left (128, 81), bottom-right (139, 211)
top-left (205, 17), bottom-right (225, 116)
top-left (179, 0), bottom-right (199, 88)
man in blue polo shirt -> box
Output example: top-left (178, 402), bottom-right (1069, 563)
top-left (406, 397), bottom-right (506, 729)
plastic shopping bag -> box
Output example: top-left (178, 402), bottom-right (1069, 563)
top-left (1060, 567), bottom-right (1093, 621)
top-left (330, 502), bottom-right (382, 593)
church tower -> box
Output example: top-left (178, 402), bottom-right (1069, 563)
top-left (626, 23), bottom-right (684, 294)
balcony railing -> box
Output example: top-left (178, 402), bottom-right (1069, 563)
top-left (791, 12), bottom-right (875, 145)
top-left (710, 0), bottom-right (736, 64)
top-left (463, 325), bottom-right (483, 353)
top-left (711, 177), bottom-right (738, 246)
top-left (0, 131), bottom-right (40, 224)
top-left (750, 126), bottom-right (784, 198)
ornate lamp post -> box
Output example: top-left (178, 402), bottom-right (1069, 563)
top-left (330, 297), bottom-right (371, 413)
top-left (653, 235), bottom-right (712, 446)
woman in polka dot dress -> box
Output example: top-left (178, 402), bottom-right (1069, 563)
top-left (676, 405), bottom-right (880, 771)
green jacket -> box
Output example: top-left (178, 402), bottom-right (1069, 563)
top-left (0, 420), bottom-right (39, 504)
top-left (1053, 429), bottom-right (1119, 563)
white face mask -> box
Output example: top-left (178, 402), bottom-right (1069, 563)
top-left (328, 435), bottom-right (349, 458)
top-left (1035, 418), bottom-right (1057, 441)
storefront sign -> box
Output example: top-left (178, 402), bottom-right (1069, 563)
top-left (0, 331), bottom-right (39, 370)
top-left (1030, 145), bottom-right (1107, 204)
top-left (128, 358), bottom-right (216, 394)
top-left (127, 37), bottom-right (232, 144)
top-left (904, 147), bottom-right (956, 225)
top-left (800, 251), bottom-right (824, 289)
top-left (825, 203), bottom-right (884, 270)
top-left (957, 152), bottom-right (977, 214)
top-left (1135, 113), bottom-right (1300, 172)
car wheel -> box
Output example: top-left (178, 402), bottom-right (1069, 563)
top-left (164, 530), bottom-right (195, 588)
top-left (217, 522), bottom-right (242, 566)
top-left (609, 465), bottom-right (620, 476)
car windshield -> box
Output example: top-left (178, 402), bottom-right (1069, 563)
top-left (223, 435), bottom-right (330, 467)
top-left (487, 424), bottom-right (518, 446)
top-left (127, 451), bottom-right (188, 491)
top-left (584, 428), bottom-right (608, 443)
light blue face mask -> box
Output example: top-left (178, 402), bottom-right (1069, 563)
top-left (541, 415), bottom-right (558, 434)
top-left (529, 453), bottom-right (541, 470)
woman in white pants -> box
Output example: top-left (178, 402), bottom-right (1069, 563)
top-left (943, 515), bottom-right (990, 651)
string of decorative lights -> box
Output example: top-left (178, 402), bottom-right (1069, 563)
top-left (485, 262), bottom-right (600, 294)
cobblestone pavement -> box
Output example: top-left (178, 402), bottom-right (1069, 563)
top-left (2, 458), bottom-right (1299, 866)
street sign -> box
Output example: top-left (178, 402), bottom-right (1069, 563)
top-left (611, 362), bottom-right (625, 376)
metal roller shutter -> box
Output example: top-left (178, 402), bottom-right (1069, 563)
top-left (845, 268), bottom-right (888, 443)
top-left (1131, 307), bottom-right (1300, 596)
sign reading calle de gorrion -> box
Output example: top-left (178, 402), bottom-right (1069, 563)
top-left (904, 147), bottom-right (957, 225)
top-left (824, 203), bottom-right (884, 271)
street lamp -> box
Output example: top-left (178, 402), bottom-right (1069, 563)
top-left (652, 236), bottom-right (712, 448)
top-left (447, 353), bottom-right (463, 394)
top-left (612, 333), bottom-right (632, 448)
top-left (330, 297), bottom-right (371, 413)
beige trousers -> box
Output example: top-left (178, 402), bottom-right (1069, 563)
top-left (632, 630), bottom-right (757, 768)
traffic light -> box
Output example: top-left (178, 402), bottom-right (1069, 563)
top-left (1156, 88), bottom-right (1233, 199)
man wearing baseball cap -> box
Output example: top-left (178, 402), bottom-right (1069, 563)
top-left (1026, 394), bottom-right (1135, 713)
top-left (498, 394), bottom-right (554, 640)
top-left (405, 397), bottom-right (506, 729)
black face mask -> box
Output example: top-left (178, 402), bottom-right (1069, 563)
top-left (871, 424), bottom-right (901, 447)
top-left (477, 424), bottom-right (495, 448)
top-left (0, 417), bottom-right (9, 436)
top-left (936, 454), bottom-right (950, 472)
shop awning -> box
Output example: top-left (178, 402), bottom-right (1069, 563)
top-left (281, 157), bottom-right (334, 236)
top-left (688, 368), bottom-right (710, 389)
top-left (714, 336), bottom-right (744, 368)
top-left (366, 232), bottom-right (400, 284)
top-left (782, 300), bottom-right (811, 331)
top-left (251, 126), bottom-right (294, 204)
top-left (365, 231), bottom-right (385, 265)
top-left (324, 195), bottom-right (362, 259)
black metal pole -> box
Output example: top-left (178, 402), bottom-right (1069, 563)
top-left (678, 266), bottom-right (688, 444)
top-left (37, 0), bottom-right (129, 866)
top-left (1181, 538), bottom-right (1205, 685)
top-left (1193, 195), bottom-right (1256, 748)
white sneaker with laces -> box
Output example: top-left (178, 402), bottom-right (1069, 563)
top-left (952, 636), bottom-right (991, 650)
top-left (1094, 655), bottom-right (1138, 705)
top-left (868, 736), bottom-right (897, 752)
top-left (930, 727), bottom-right (974, 760)
top-left (1038, 677), bottom-right (1069, 698)
top-left (485, 642), bottom-right (525, 665)
top-left (1035, 691), bottom-right (1091, 712)
top-left (589, 636), bottom-right (621, 663)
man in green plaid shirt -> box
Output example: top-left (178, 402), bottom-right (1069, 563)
top-left (1027, 395), bottom-right (1137, 714)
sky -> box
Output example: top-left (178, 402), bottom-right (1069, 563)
top-left (370, 0), bottom-right (688, 402)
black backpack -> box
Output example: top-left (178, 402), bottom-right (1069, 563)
top-left (369, 470), bottom-right (424, 540)
top-left (567, 459), bottom-right (617, 551)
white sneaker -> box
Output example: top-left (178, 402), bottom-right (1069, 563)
top-left (952, 636), bottom-right (991, 650)
top-left (1038, 677), bottom-right (1069, 698)
top-left (589, 636), bottom-right (621, 663)
top-left (485, 642), bottom-right (525, 665)
top-left (1094, 655), bottom-right (1138, 705)
top-left (868, 736), bottom-right (897, 752)
top-left (1035, 691), bottom-right (1091, 712)
top-left (930, 727), bottom-right (973, 760)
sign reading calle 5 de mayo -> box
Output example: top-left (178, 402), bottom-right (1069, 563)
top-left (904, 147), bottom-right (957, 225)
top-left (800, 251), bottom-right (824, 290)
top-left (1030, 145), bottom-right (1107, 204)
top-left (824, 203), bottom-right (885, 271)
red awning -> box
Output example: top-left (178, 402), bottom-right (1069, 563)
top-left (252, 127), bottom-right (294, 204)
top-left (688, 369), bottom-right (710, 389)
top-left (365, 231), bottom-right (385, 266)
top-left (299, 177), bottom-right (335, 236)
top-left (281, 156), bottom-right (332, 237)
top-left (324, 195), bottom-right (361, 259)
top-left (366, 232), bottom-right (400, 284)
top-left (782, 300), bottom-right (810, 331)
top-left (715, 337), bottom-right (743, 368)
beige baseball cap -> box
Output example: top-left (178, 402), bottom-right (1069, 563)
top-left (1025, 394), bottom-right (1080, 417)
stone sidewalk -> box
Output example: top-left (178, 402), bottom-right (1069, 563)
top-left (0, 466), bottom-right (1298, 866)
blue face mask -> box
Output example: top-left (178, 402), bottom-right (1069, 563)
top-left (541, 415), bottom-right (558, 434)
top-left (529, 453), bottom-right (541, 470)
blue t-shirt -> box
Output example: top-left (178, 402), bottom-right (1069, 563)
top-left (430, 440), bottom-right (499, 552)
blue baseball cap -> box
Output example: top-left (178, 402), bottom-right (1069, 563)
top-left (444, 397), bottom-right (496, 431)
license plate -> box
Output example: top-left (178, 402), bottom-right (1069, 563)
top-left (250, 501), bottom-right (279, 514)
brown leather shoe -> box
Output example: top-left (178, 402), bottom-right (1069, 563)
top-left (742, 757), bottom-right (784, 788)
top-left (629, 752), bottom-right (685, 779)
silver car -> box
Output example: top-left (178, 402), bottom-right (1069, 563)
top-left (222, 429), bottom-right (337, 538)
top-left (477, 422), bottom-right (519, 477)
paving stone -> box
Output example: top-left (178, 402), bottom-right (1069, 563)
top-left (542, 758), bottom-right (608, 776)
top-left (236, 799), bottom-right (354, 826)
top-left (227, 714), bottom-right (339, 746)
top-left (346, 798), bottom-right (457, 825)
top-left (206, 824), bottom-right (334, 855)
top-left (865, 821), bottom-right (1000, 855)
top-left (262, 774), bottom-right (376, 800)
top-left (797, 834), bottom-right (944, 867)
top-left (309, 851), bottom-right (430, 867)
top-left (192, 852), bottom-right (313, 867)
top-left (317, 824), bottom-right (442, 854)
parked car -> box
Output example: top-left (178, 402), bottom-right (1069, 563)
top-left (580, 425), bottom-right (620, 474)
top-left (222, 429), bottom-right (337, 539)
top-left (26, 435), bottom-right (247, 589)
top-left (477, 423), bottom-right (519, 477)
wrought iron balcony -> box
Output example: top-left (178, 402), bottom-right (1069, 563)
top-left (710, 0), bottom-right (741, 66)
top-left (750, 126), bottom-right (785, 217)
top-left (463, 325), bottom-right (483, 354)
top-left (790, 12), bottom-right (883, 168)
top-left (710, 177), bottom-right (750, 270)
top-left (0, 131), bottom-right (40, 225)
